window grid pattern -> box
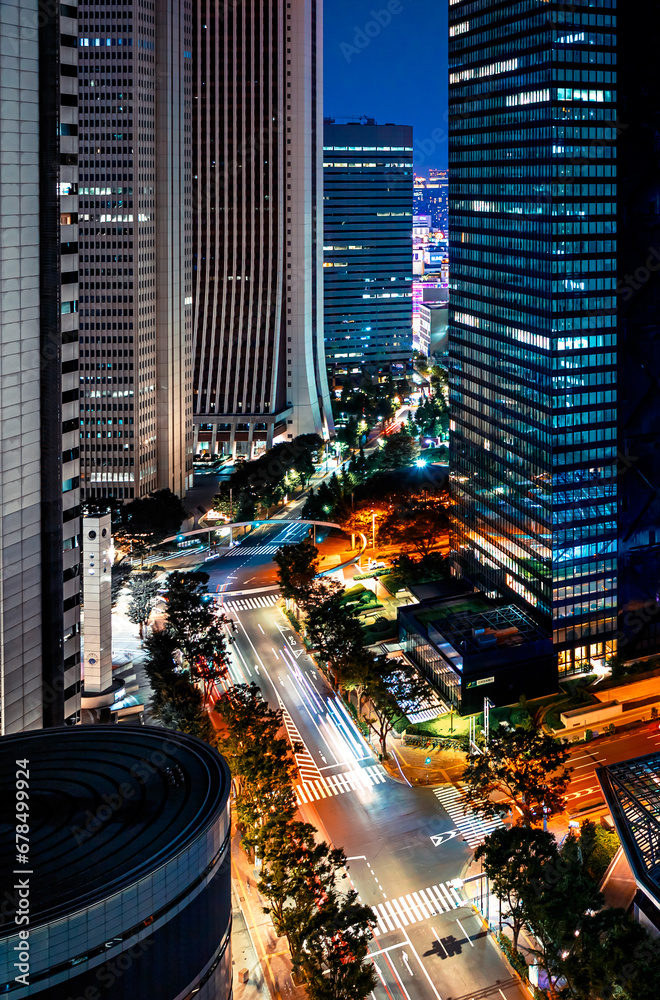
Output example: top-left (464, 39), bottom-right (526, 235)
top-left (448, 0), bottom-right (618, 673)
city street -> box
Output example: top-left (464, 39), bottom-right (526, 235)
top-left (212, 572), bottom-right (527, 1000)
top-left (563, 723), bottom-right (660, 813)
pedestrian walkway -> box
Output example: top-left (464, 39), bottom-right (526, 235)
top-left (219, 543), bottom-right (284, 557)
top-left (370, 880), bottom-right (463, 935)
top-left (219, 592), bottom-right (280, 610)
top-left (433, 784), bottom-right (504, 849)
top-left (279, 698), bottom-right (324, 784)
top-left (295, 765), bottom-right (386, 804)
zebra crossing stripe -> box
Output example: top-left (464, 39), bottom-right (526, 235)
top-left (433, 784), bottom-right (505, 849)
top-left (383, 900), bottom-right (401, 928)
top-left (371, 880), bottom-right (465, 935)
top-left (390, 897), bottom-right (409, 926)
top-left (378, 906), bottom-right (396, 932)
top-left (419, 887), bottom-right (442, 915)
top-left (222, 592), bottom-right (279, 610)
top-left (414, 890), bottom-right (435, 917)
top-left (405, 894), bottom-right (425, 922)
top-left (294, 764), bottom-right (385, 804)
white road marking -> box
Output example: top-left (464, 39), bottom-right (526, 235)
top-left (433, 785), bottom-right (505, 849)
top-left (456, 918), bottom-right (474, 946)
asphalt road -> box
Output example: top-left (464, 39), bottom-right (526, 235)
top-left (200, 520), bottom-right (312, 595)
top-left (563, 722), bottom-right (660, 812)
top-left (214, 587), bottom-right (527, 1000)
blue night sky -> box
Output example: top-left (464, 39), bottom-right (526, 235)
top-left (323, 0), bottom-right (448, 171)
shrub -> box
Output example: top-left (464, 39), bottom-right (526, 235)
top-left (284, 609), bottom-right (300, 631)
top-left (584, 826), bottom-right (620, 884)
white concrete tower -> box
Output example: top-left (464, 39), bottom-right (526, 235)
top-left (81, 514), bottom-right (112, 698)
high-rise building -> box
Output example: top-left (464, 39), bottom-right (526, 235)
top-left (323, 120), bottom-right (413, 376)
top-left (0, 0), bottom-right (81, 732)
top-left (77, 0), bottom-right (193, 501)
top-left (448, 0), bottom-right (619, 678)
top-left (413, 170), bottom-right (448, 232)
top-left (427, 168), bottom-right (448, 232)
top-left (192, 0), bottom-right (332, 461)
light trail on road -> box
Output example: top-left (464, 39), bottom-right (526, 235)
top-left (208, 588), bottom-right (529, 1000)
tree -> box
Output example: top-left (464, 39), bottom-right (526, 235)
top-left (524, 826), bottom-right (604, 996)
top-left (258, 818), bottom-right (376, 999)
top-left (378, 495), bottom-right (449, 558)
top-left (214, 683), bottom-right (298, 853)
top-left (302, 889), bottom-right (377, 1000)
top-left (142, 628), bottom-right (215, 739)
top-left (378, 431), bottom-right (420, 470)
top-left (118, 488), bottom-right (187, 556)
top-left (414, 395), bottom-right (448, 440)
top-left (126, 570), bottom-right (159, 637)
top-left (338, 649), bottom-right (382, 718)
top-left (302, 580), bottom-right (364, 670)
top-left (461, 723), bottom-right (572, 826)
top-left (258, 819), bottom-right (346, 953)
top-left (162, 571), bottom-right (217, 669)
top-left (362, 657), bottom-right (428, 757)
top-left (274, 538), bottom-right (319, 601)
top-left (429, 364), bottom-right (448, 394)
top-left (557, 906), bottom-right (660, 1000)
top-left (224, 434), bottom-right (323, 514)
top-left (474, 826), bottom-right (558, 952)
top-left (154, 673), bottom-right (215, 741)
top-left (189, 617), bottom-right (230, 701)
top-left (336, 415), bottom-right (360, 454)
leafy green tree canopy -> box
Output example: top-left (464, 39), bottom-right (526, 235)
top-left (377, 431), bottom-right (420, 470)
top-left (274, 538), bottom-right (320, 601)
top-left (119, 488), bottom-right (187, 543)
top-left (461, 723), bottom-right (572, 826)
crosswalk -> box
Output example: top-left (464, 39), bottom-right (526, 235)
top-left (278, 699), bottom-right (324, 785)
top-left (219, 544), bottom-right (283, 557)
top-left (219, 592), bottom-right (280, 611)
top-left (370, 880), bottom-right (463, 935)
top-left (433, 784), bottom-right (504, 849)
top-left (295, 765), bottom-right (386, 804)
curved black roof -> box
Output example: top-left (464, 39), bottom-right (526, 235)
top-left (0, 726), bottom-right (231, 935)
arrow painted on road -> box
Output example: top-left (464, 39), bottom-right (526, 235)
top-left (402, 952), bottom-right (413, 976)
top-left (430, 830), bottom-right (460, 847)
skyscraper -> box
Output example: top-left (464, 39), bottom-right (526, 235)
top-left (448, 0), bottom-right (619, 677)
top-left (77, 0), bottom-right (193, 501)
top-left (0, 0), bottom-right (81, 731)
top-left (192, 0), bottom-right (332, 461)
top-left (323, 120), bottom-right (413, 376)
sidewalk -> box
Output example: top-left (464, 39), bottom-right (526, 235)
top-left (380, 733), bottom-right (467, 786)
top-left (231, 826), bottom-right (306, 1000)
top-left (232, 889), bottom-right (271, 1000)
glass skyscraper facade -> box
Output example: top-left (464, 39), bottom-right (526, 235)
top-left (323, 121), bottom-right (413, 373)
top-left (448, 0), bottom-right (618, 676)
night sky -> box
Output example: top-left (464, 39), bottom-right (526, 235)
top-left (323, 0), bottom-right (448, 171)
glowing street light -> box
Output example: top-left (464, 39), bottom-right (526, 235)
top-left (415, 458), bottom-right (427, 468)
